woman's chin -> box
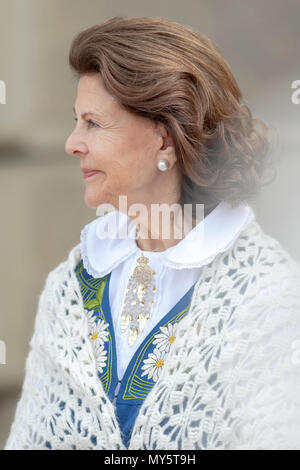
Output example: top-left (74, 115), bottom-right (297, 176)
top-left (84, 192), bottom-right (102, 209)
top-left (84, 190), bottom-right (110, 209)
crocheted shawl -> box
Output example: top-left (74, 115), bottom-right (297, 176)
top-left (4, 220), bottom-right (300, 450)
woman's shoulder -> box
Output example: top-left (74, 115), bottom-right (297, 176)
top-left (228, 219), bottom-right (300, 283)
top-left (222, 219), bottom-right (300, 338)
top-left (194, 219), bottom-right (300, 330)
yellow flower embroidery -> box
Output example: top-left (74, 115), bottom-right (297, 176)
top-left (141, 348), bottom-right (167, 382)
top-left (152, 323), bottom-right (177, 352)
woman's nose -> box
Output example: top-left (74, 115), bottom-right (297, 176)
top-left (65, 131), bottom-right (88, 157)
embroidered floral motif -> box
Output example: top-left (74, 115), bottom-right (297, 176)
top-left (140, 323), bottom-right (178, 382)
top-left (86, 309), bottom-right (109, 373)
top-left (94, 342), bottom-right (108, 374)
top-left (152, 323), bottom-right (177, 353)
top-left (141, 347), bottom-right (168, 382)
top-left (86, 310), bottom-right (109, 342)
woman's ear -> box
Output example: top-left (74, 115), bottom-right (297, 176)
top-left (155, 121), bottom-right (177, 167)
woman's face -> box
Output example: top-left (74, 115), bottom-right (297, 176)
top-left (65, 73), bottom-right (181, 214)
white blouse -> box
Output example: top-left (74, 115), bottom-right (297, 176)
top-left (80, 200), bottom-right (255, 381)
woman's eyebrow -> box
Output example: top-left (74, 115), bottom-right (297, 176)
top-left (73, 106), bottom-right (102, 119)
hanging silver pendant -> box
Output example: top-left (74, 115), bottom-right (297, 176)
top-left (120, 253), bottom-right (156, 347)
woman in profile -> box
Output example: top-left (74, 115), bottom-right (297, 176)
top-left (5, 16), bottom-right (300, 450)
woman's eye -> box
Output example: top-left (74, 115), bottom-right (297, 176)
top-left (87, 120), bottom-right (99, 128)
top-left (73, 117), bottom-right (99, 129)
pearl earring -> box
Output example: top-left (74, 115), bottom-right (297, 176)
top-left (157, 159), bottom-right (169, 171)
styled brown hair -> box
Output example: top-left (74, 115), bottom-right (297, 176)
top-left (69, 16), bottom-right (275, 217)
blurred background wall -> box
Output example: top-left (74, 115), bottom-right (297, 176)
top-left (0, 0), bottom-right (299, 449)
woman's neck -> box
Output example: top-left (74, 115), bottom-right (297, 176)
top-left (134, 203), bottom-right (217, 253)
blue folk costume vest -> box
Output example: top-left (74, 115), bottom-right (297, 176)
top-left (75, 259), bottom-right (197, 448)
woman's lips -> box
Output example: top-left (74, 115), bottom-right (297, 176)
top-left (82, 169), bottom-right (101, 179)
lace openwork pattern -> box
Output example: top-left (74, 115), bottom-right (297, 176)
top-left (4, 220), bottom-right (300, 450)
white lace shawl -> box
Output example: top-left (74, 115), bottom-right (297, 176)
top-left (4, 220), bottom-right (300, 450)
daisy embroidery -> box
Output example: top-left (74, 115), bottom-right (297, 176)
top-left (86, 309), bottom-right (109, 346)
top-left (141, 347), bottom-right (168, 382)
top-left (152, 323), bottom-right (177, 353)
top-left (90, 318), bottom-right (110, 345)
top-left (94, 341), bottom-right (108, 374)
top-left (86, 309), bottom-right (98, 328)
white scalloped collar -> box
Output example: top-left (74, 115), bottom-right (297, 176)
top-left (80, 201), bottom-right (255, 277)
